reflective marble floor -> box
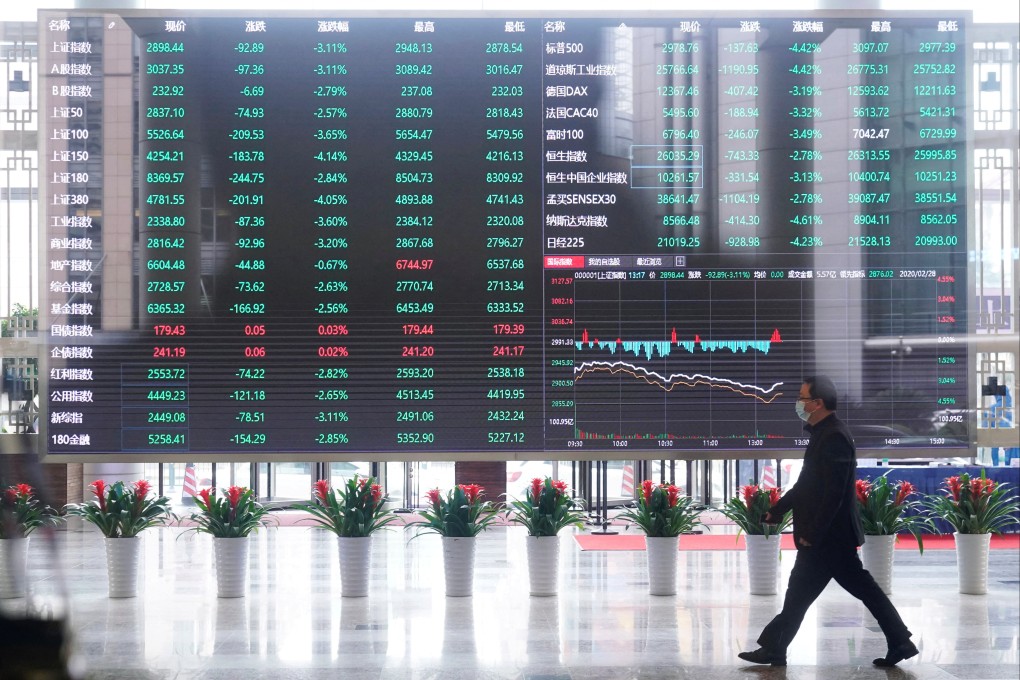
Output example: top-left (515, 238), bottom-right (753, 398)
top-left (3, 526), bottom-right (1018, 680)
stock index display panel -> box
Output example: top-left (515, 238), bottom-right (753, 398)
top-left (40, 11), bottom-right (970, 460)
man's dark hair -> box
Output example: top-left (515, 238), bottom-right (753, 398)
top-left (804, 375), bottom-right (838, 410)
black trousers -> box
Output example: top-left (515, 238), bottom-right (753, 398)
top-left (757, 543), bottom-right (912, 652)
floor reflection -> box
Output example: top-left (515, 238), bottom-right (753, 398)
top-left (6, 526), bottom-right (1016, 680)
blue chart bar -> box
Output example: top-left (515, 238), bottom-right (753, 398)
top-left (575, 327), bottom-right (781, 360)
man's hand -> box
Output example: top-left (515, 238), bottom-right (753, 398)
top-left (763, 511), bottom-right (778, 524)
top-left (797, 537), bottom-right (812, 547)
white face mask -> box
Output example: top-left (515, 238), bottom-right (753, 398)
top-left (795, 399), bottom-right (811, 421)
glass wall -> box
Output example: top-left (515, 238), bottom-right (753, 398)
top-left (143, 461), bottom-right (254, 510)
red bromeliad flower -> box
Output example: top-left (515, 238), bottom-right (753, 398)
top-left (314, 479), bottom-right (331, 503)
top-left (460, 484), bottom-right (483, 504)
top-left (62, 480), bottom-right (171, 539)
top-left (15, 483), bottom-right (32, 498)
top-left (741, 484), bottom-right (758, 509)
top-left (855, 479), bottom-right (871, 505)
top-left (618, 480), bottom-right (702, 537)
top-left (134, 479), bottom-right (151, 498)
top-left (946, 475), bottom-right (962, 501)
top-left (768, 487), bottom-right (782, 506)
top-left (894, 481), bottom-right (915, 506)
top-left (3, 488), bottom-right (17, 505)
top-left (530, 477), bottom-right (543, 502)
top-left (641, 479), bottom-right (655, 504)
top-left (426, 488), bottom-right (442, 507)
top-left (133, 480), bottom-right (151, 511)
top-left (931, 473), bottom-right (1017, 535)
top-left (295, 476), bottom-right (393, 538)
top-left (183, 485), bottom-right (267, 538)
top-left (91, 480), bottom-right (107, 511)
top-left (505, 477), bottom-right (583, 537)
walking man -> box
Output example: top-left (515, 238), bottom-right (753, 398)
top-left (738, 375), bottom-right (918, 667)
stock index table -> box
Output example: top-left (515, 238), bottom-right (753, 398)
top-left (40, 11), bottom-right (970, 460)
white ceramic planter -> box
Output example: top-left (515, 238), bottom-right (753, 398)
top-left (744, 534), bottom-right (782, 595)
top-left (525, 535), bottom-right (559, 597)
top-left (105, 536), bottom-right (141, 598)
top-left (214, 536), bottom-right (250, 598)
top-left (0, 537), bottom-right (29, 599)
top-left (442, 536), bottom-right (476, 597)
top-left (645, 536), bottom-right (679, 596)
top-left (955, 532), bottom-right (992, 595)
top-left (338, 536), bottom-right (372, 597)
top-left (861, 534), bottom-right (897, 595)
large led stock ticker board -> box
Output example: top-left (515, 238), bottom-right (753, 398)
top-left (40, 11), bottom-right (970, 459)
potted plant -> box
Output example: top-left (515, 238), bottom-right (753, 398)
top-left (924, 472), bottom-right (1019, 594)
top-left (718, 484), bottom-right (791, 595)
top-left (294, 477), bottom-right (397, 597)
top-left (618, 480), bottom-right (703, 595)
top-left (414, 484), bottom-right (498, 596)
top-left (65, 479), bottom-right (172, 597)
top-left (0, 483), bottom-right (61, 598)
top-left (187, 486), bottom-right (273, 598)
top-left (855, 475), bottom-right (934, 594)
top-left (505, 477), bottom-right (586, 596)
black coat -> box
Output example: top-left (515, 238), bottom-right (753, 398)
top-left (771, 413), bottom-right (864, 549)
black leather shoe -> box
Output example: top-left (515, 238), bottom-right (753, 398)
top-left (737, 648), bottom-right (787, 666)
top-left (872, 639), bottom-right (919, 667)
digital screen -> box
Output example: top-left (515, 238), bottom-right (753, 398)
top-left (40, 11), bottom-right (970, 459)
